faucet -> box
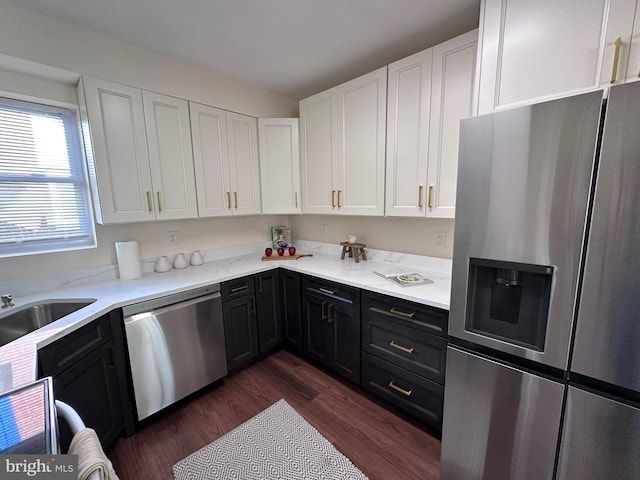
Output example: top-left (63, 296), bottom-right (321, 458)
top-left (1, 295), bottom-right (14, 308)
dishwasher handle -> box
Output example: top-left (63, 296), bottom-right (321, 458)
top-left (123, 291), bottom-right (221, 321)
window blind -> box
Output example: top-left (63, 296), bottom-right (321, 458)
top-left (0, 98), bottom-right (96, 257)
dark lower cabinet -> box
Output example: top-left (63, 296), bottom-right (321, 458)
top-left (361, 290), bottom-right (449, 432)
top-left (38, 309), bottom-right (133, 452)
top-left (255, 270), bottom-right (282, 354)
top-left (222, 292), bottom-right (259, 372)
top-left (301, 275), bottom-right (360, 384)
top-left (281, 270), bottom-right (303, 351)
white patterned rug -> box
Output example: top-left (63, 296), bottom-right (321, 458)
top-left (172, 399), bottom-right (368, 480)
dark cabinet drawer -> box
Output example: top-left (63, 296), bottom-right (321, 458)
top-left (221, 277), bottom-right (255, 301)
top-left (38, 314), bottom-right (112, 375)
top-left (363, 291), bottom-right (448, 337)
top-left (362, 314), bottom-right (447, 384)
top-left (302, 275), bottom-right (360, 307)
top-left (362, 352), bottom-right (444, 431)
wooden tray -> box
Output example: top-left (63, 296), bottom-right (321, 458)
top-left (261, 253), bottom-right (313, 261)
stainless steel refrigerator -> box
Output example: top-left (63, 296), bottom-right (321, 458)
top-left (441, 81), bottom-right (640, 480)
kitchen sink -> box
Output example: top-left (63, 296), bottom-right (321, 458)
top-left (0, 299), bottom-right (96, 347)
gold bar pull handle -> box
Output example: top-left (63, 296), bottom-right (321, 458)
top-left (295, 191), bottom-right (298, 208)
top-left (226, 191), bottom-right (231, 209)
top-left (337, 190), bottom-right (342, 208)
top-left (428, 185), bottom-right (433, 208)
top-left (388, 381), bottom-right (412, 397)
top-left (390, 307), bottom-right (415, 319)
top-left (418, 185), bottom-right (423, 208)
top-left (234, 192), bottom-right (238, 209)
top-left (146, 191), bottom-right (153, 213)
top-left (332, 190), bottom-right (336, 208)
top-left (327, 303), bottom-right (334, 323)
top-left (319, 287), bottom-right (336, 295)
top-left (611, 36), bottom-right (622, 84)
top-left (157, 191), bottom-right (163, 212)
top-left (230, 285), bottom-right (248, 293)
top-left (390, 340), bottom-right (414, 354)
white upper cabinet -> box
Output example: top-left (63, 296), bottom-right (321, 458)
top-left (476, 0), bottom-right (638, 114)
top-left (190, 103), bottom-right (261, 217)
top-left (226, 112), bottom-right (261, 215)
top-left (142, 91), bottom-right (198, 220)
top-left (386, 30), bottom-right (478, 219)
top-left (300, 89), bottom-right (339, 214)
top-left (626, 2), bottom-right (640, 82)
top-left (336, 67), bottom-right (387, 216)
top-left (300, 67), bottom-right (386, 216)
top-left (79, 76), bottom-right (197, 224)
top-left (258, 118), bottom-right (301, 214)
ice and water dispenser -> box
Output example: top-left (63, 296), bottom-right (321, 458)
top-left (465, 258), bottom-right (554, 351)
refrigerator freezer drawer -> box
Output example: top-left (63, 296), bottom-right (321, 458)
top-left (556, 386), bottom-right (640, 480)
top-left (440, 346), bottom-right (564, 480)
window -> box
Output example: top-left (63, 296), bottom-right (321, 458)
top-left (0, 97), bottom-right (96, 257)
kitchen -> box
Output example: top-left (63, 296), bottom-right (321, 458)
top-left (0, 0), bottom-right (639, 479)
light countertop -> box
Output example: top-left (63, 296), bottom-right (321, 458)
top-left (0, 241), bottom-right (451, 394)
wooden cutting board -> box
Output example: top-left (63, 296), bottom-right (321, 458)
top-left (261, 253), bottom-right (313, 261)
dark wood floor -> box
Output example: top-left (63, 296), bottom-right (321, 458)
top-left (109, 350), bottom-right (441, 480)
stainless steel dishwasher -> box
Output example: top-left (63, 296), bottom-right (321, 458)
top-left (122, 284), bottom-right (226, 421)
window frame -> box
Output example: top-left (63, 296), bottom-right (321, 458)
top-left (0, 96), bottom-right (97, 258)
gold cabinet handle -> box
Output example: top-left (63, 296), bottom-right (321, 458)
top-left (390, 307), bottom-right (415, 319)
top-left (332, 190), bottom-right (336, 207)
top-left (390, 341), bottom-right (414, 354)
top-left (157, 191), bottom-right (163, 212)
top-left (321, 301), bottom-right (327, 321)
top-left (230, 285), bottom-right (248, 293)
top-left (388, 381), bottom-right (412, 397)
top-left (319, 287), bottom-right (336, 295)
top-left (146, 191), bottom-right (153, 212)
top-left (427, 185), bottom-right (433, 208)
top-left (295, 191), bottom-right (298, 208)
top-left (418, 185), bottom-right (423, 208)
top-left (337, 190), bottom-right (342, 208)
top-left (226, 191), bottom-right (231, 209)
top-left (611, 36), bottom-right (622, 84)
top-left (327, 303), bottom-right (333, 323)
top-left (234, 191), bottom-right (238, 209)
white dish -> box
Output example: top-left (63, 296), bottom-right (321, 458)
top-left (397, 273), bottom-right (424, 283)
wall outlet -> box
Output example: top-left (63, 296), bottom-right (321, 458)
top-left (168, 230), bottom-right (179, 246)
top-left (435, 231), bottom-right (446, 248)
top-left (320, 224), bottom-right (328, 238)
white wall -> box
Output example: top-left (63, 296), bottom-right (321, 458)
top-left (289, 215), bottom-right (455, 258)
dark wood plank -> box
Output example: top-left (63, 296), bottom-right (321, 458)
top-left (109, 350), bottom-right (440, 480)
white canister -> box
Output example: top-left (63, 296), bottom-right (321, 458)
top-left (190, 250), bottom-right (204, 266)
top-left (154, 256), bottom-right (171, 273)
top-left (115, 241), bottom-right (143, 280)
top-left (173, 253), bottom-right (188, 269)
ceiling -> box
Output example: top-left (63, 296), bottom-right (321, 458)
top-left (7, 0), bottom-right (480, 100)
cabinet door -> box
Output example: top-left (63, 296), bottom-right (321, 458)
top-left (258, 118), bottom-right (301, 214)
top-left (299, 89), bottom-right (338, 214)
top-left (222, 295), bottom-right (259, 372)
top-left (477, 0), bottom-right (637, 114)
top-left (385, 48), bottom-right (432, 217)
top-left (281, 270), bottom-right (303, 351)
top-left (302, 293), bottom-right (330, 364)
top-left (50, 346), bottom-right (124, 452)
top-left (142, 91), bottom-right (198, 220)
top-left (336, 67), bottom-right (387, 216)
top-left (330, 301), bottom-right (361, 383)
top-left (79, 76), bottom-right (153, 224)
top-left (626, 3), bottom-right (640, 82)
top-left (427, 29), bottom-right (478, 218)
top-left (255, 270), bottom-right (282, 353)
top-left (190, 102), bottom-right (233, 217)
top-left (226, 112), bottom-right (261, 215)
